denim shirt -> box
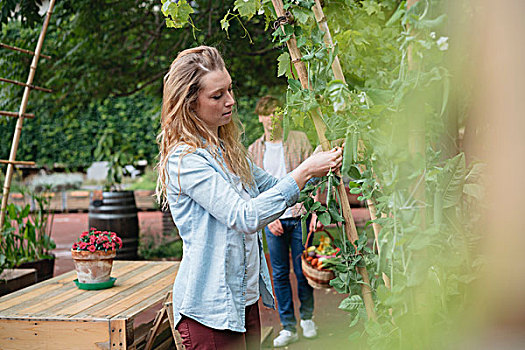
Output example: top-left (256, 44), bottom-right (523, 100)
top-left (167, 145), bottom-right (300, 332)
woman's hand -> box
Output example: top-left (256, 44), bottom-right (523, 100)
top-left (291, 147), bottom-right (343, 190)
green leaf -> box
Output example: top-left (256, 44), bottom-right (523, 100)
top-left (291, 7), bottom-right (311, 24)
top-left (296, 35), bottom-right (307, 48)
top-left (302, 90), bottom-right (319, 112)
top-left (329, 276), bottom-right (347, 293)
top-left (234, 0), bottom-right (259, 19)
top-left (349, 187), bottom-right (361, 194)
top-left (338, 295), bottom-right (363, 311)
top-left (318, 212), bottom-right (331, 226)
top-left (161, 0), bottom-right (194, 29)
top-left (288, 79), bottom-right (302, 92)
top-left (329, 206), bottom-right (345, 223)
top-left (20, 205), bottom-right (31, 218)
top-left (347, 166), bottom-right (362, 181)
top-left (311, 26), bottom-right (324, 45)
top-left (279, 24), bottom-right (294, 43)
top-left (277, 52), bottom-right (291, 78)
top-left (386, 6), bottom-right (405, 27)
top-left (296, 0), bottom-right (314, 9)
top-left (348, 312), bottom-right (360, 328)
top-left (310, 201), bottom-right (322, 211)
top-left (220, 11), bottom-right (231, 33)
top-left (326, 80), bottom-right (349, 112)
top-left (439, 153), bottom-right (466, 208)
top-left (301, 52), bottom-right (315, 61)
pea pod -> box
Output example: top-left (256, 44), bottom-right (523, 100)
top-left (352, 131), bottom-right (359, 163)
top-left (326, 171), bottom-right (334, 208)
top-left (301, 216), bottom-right (308, 245)
top-left (341, 132), bottom-right (353, 175)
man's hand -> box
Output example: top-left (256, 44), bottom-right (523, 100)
top-left (268, 219), bottom-right (284, 236)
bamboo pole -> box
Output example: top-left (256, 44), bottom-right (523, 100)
top-left (0, 111), bottom-right (35, 119)
top-left (311, 1), bottom-right (345, 82)
top-left (0, 0), bottom-right (56, 228)
top-left (0, 43), bottom-right (52, 60)
top-left (270, 0), bottom-right (377, 320)
top-left (0, 77), bottom-right (53, 93)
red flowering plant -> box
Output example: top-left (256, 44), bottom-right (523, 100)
top-left (71, 227), bottom-right (123, 253)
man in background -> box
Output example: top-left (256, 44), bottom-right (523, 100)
top-left (248, 96), bottom-right (318, 347)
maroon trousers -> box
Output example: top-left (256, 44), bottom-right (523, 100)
top-left (176, 302), bottom-right (261, 350)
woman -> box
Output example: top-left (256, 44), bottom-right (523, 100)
top-left (156, 46), bottom-right (342, 350)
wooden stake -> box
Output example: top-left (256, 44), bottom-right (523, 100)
top-left (311, 1), bottom-right (345, 82)
top-left (0, 111), bottom-right (35, 119)
top-left (270, 0), bottom-right (377, 320)
top-left (0, 77), bottom-right (53, 93)
top-left (0, 42), bottom-right (52, 60)
top-left (0, 160), bottom-right (36, 166)
top-left (0, 0), bottom-right (56, 228)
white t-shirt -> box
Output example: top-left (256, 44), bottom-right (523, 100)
top-left (232, 175), bottom-right (260, 306)
top-left (263, 141), bottom-right (294, 219)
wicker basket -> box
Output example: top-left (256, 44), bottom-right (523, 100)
top-left (301, 230), bottom-right (336, 289)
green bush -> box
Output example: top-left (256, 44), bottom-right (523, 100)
top-left (138, 235), bottom-right (183, 260)
top-left (0, 92), bottom-right (161, 170)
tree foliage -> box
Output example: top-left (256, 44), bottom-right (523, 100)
top-left (0, 0), bottom-right (286, 168)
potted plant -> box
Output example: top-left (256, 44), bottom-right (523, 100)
top-left (71, 227), bottom-right (123, 285)
top-left (0, 190), bottom-right (56, 284)
top-left (90, 128), bottom-right (140, 260)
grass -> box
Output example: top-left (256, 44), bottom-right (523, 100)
top-left (123, 167), bottom-right (157, 191)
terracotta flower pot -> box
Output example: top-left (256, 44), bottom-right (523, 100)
top-left (71, 249), bottom-right (116, 284)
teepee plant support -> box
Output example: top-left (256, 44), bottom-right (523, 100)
top-left (0, 0), bottom-right (56, 228)
top-left (270, 0), bottom-right (377, 320)
top-left (311, 0), bottom-right (391, 289)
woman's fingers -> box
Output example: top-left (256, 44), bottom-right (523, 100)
top-left (330, 146), bottom-right (343, 171)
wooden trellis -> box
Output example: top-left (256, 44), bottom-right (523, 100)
top-left (0, 0), bottom-right (56, 228)
top-left (270, 0), bottom-right (377, 320)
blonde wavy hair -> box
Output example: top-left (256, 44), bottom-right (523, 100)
top-left (156, 46), bottom-right (253, 209)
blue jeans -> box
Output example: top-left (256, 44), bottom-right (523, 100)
top-left (265, 217), bottom-right (314, 332)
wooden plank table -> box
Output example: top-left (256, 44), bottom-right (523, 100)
top-left (0, 261), bottom-right (179, 350)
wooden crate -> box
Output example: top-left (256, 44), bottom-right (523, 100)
top-left (66, 190), bottom-right (91, 211)
top-left (0, 269), bottom-right (37, 297)
top-left (0, 261), bottom-right (179, 349)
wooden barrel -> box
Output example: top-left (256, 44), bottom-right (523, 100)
top-left (88, 191), bottom-right (139, 260)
